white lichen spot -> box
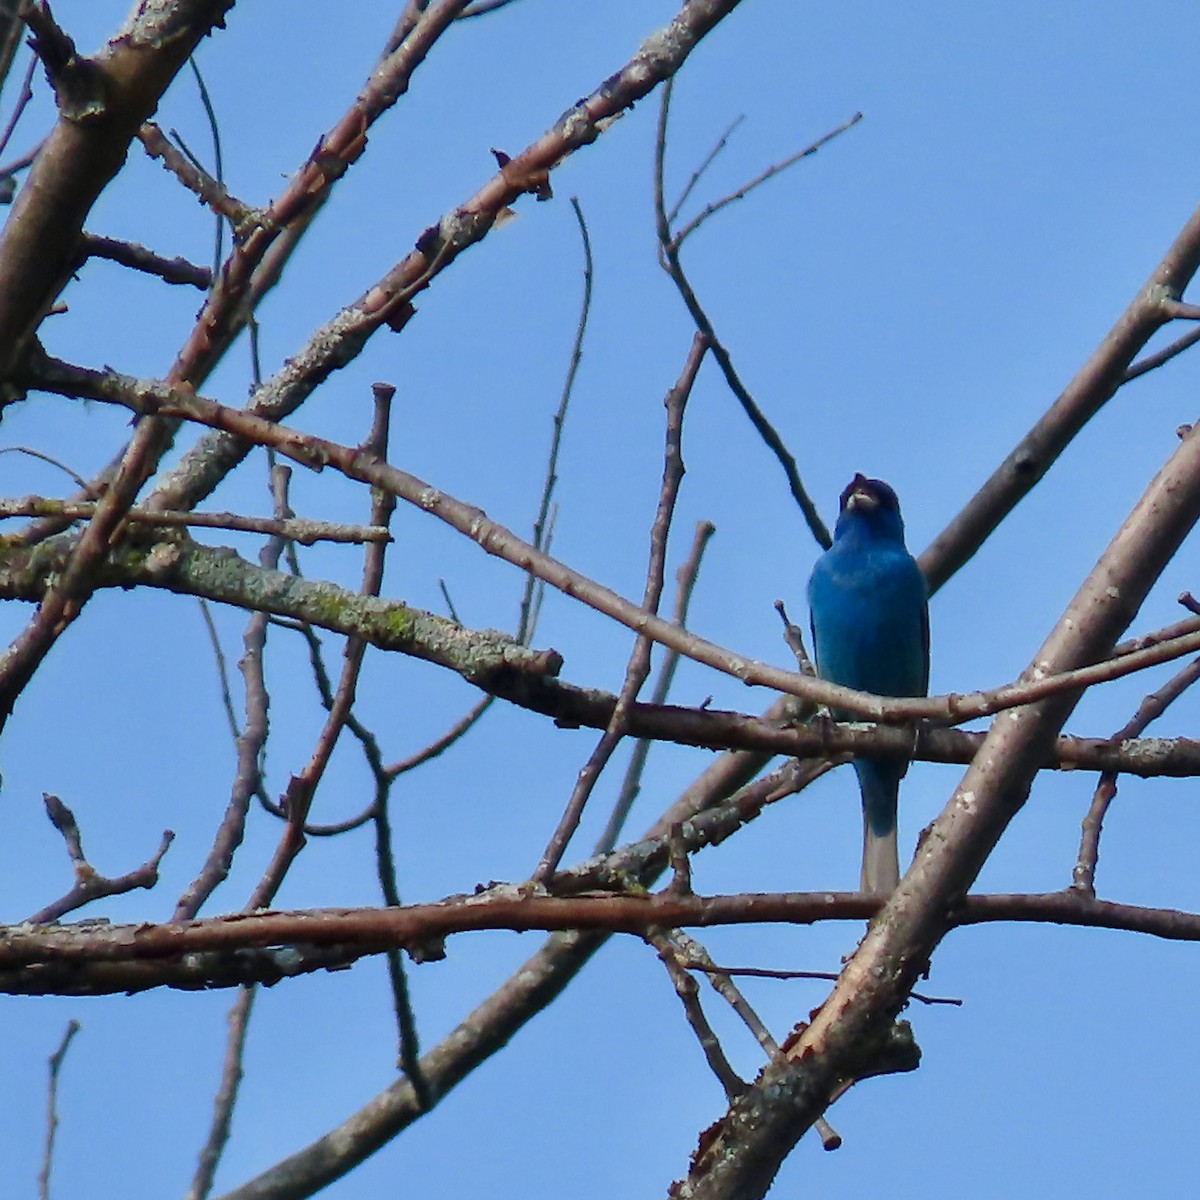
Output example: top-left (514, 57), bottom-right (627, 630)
top-left (417, 487), bottom-right (441, 510)
top-left (958, 790), bottom-right (977, 813)
top-left (560, 108), bottom-right (593, 140)
top-left (145, 542), bottom-right (182, 576)
top-left (1105, 585), bottom-right (1120, 600)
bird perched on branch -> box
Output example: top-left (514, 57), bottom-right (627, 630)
top-left (807, 474), bottom-right (929, 895)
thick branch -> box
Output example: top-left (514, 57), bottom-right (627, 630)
top-left (678, 411), bottom-right (1200, 1196)
top-left (920, 206), bottom-right (1200, 591)
top-left (4, 889), bottom-right (1200, 994)
top-left (1, 523), bottom-right (1198, 775)
top-left (0, 531), bottom-right (561, 687)
top-left (0, 1), bottom-right (235, 388)
top-left (32, 357), bottom-right (1200, 725)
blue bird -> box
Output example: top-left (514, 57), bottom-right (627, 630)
top-left (807, 475), bottom-right (929, 894)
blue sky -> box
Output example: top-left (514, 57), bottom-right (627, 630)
top-left (3, 2), bottom-right (1200, 1197)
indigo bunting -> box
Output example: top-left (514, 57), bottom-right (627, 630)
top-left (807, 474), bottom-right (929, 894)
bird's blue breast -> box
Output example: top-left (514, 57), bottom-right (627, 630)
top-left (807, 537), bottom-right (928, 704)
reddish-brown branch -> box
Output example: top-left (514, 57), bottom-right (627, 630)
top-left (7, 889), bottom-right (1200, 982)
top-left (37, 355), bottom-right (1200, 726)
top-left (145, 0), bottom-right (749, 519)
top-left (0, 1), bottom-right (235, 384)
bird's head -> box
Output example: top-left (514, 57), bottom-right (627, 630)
top-left (835, 473), bottom-right (906, 542)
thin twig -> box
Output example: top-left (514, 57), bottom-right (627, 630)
top-left (0, 445), bottom-right (87, 489)
top-left (649, 928), bottom-right (746, 1101)
top-left (458, 0), bottom-right (522, 15)
top-left (358, 385), bottom-right (429, 1105)
top-left (0, 136), bottom-right (43, 185)
top-left (657, 928), bottom-right (845, 1148)
top-left (186, 53), bottom-right (226, 285)
top-left (0, 48), bottom-right (36, 161)
top-left (0, 495), bottom-right (389, 543)
top-left (383, 694), bottom-right (493, 778)
top-left (174, 467), bottom-right (289, 920)
top-left (437, 578), bottom-right (460, 624)
top-left (654, 77), bottom-right (831, 549)
top-left (251, 613), bottom-right (389, 836)
top-left (0, 411), bottom-right (174, 729)
top-left (37, 1019), bottom-right (80, 1200)
top-left (920, 205), bottom-right (1200, 595)
top-left (1124, 325), bottom-right (1200, 382)
top-left (185, 986), bottom-right (256, 1200)
top-left (0, 4), bottom-right (28, 113)
top-left (245, 386), bottom-right (397, 909)
top-left (518, 195), bottom-right (593, 643)
top-left (197, 598), bottom-right (242, 744)
top-left (26, 794), bottom-right (174, 925)
top-left (666, 113), bottom-right (744, 227)
top-left (138, 121), bottom-right (259, 230)
top-left (774, 598), bottom-right (815, 679)
top-left (670, 929), bottom-right (781, 1053)
top-left (1072, 646), bottom-right (1200, 896)
top-left (594, 518), bottom-right (716, 852)
top-left (78, 233), bottom-right (211, 288)
top-left (534, 333), bottom-right (709, 881)
top-left (670, 111), bottom-right (863, 249)
top-left (688, 962), bottom-right (962, 1006)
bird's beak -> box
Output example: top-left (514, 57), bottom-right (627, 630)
top-left (845, 483), bottom-right (877, 513)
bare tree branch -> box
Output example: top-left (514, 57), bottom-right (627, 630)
top-left (26, 794), bottom-right (173, 925)
top-left (37, 1018), bottom-right (80, 1200)
top-left (919, 202), bottom-right (1200, 592)
top-left (8, 888), bottom-right (1200, 987)
top-left (534, 333), bottom-right (708, 881)
top-left (34, 357), bottom-right (1200, 724)
top-left (144, 0), bottom-right (750, 517)
top-left (0, 495), bottom-right (388, 543)
top-left (186, 987), bottom-right (256, 1200)
top-left (173, 466), bottom-right (290, 920)
top-left (677, 402), bottom-right (1200, 1197)
top-left (0, 0), bottom-right (235, 388)
top-left (654, 77), bottom-right (836, 549)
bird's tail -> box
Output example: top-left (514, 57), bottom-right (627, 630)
top-left (854, 758), bottom-right (901, 895)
